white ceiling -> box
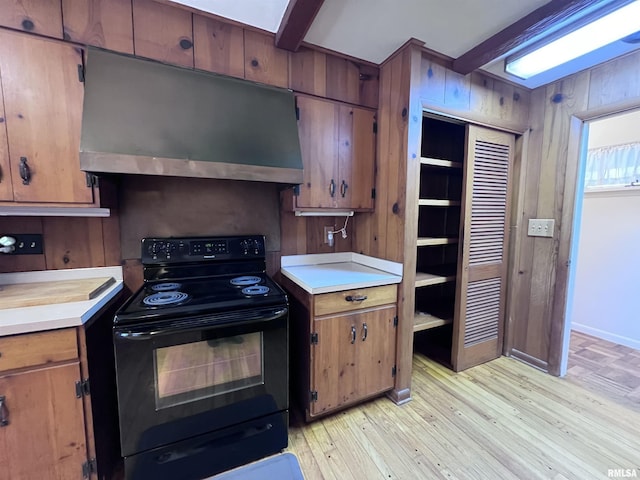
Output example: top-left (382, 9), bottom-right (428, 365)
top-left (169, 0), bottom-right (640, 89)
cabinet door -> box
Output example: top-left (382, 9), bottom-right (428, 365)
top-left (295, 96), bottom-right (339, 209)
top-left (0, 83), bottom-right (12, 201)
top-left (310, 305), bottom-right (396, 416)
top-left (310, 312), bottom-right (357, 416)
top-left (452, 125), bottom-right (514, 372)
top-left (0, 363), bottom-right (87, 480)
top-left (0, 30), bottom-right (93, 204)
top-left (354, 305), bottom-right (396, 398)
top-left (337, 105), bottom-right (376, 210)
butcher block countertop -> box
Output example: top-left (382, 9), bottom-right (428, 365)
top-left (0, 266), bottom-right (123, 336)
top-left (281, 253), bottom-right (402, 294)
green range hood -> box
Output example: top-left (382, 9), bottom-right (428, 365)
top-left (79, 48), bottom-right (303, 184)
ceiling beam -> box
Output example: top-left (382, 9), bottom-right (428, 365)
top-left (452, 0), bottom-right (618, 75)
top-left (275, 0), bottom-right (325, 52)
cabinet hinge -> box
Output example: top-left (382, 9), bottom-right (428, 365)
top-left (393, 316), bottom-right (398, 327)
top-left (310, 391), bottom-right (318, 403)
top-left (85, 172), bottom-right (98, 188)
top-left (82, 458), bottom-right (96, 478)
top-left (373, 122), bottom-right (378, 134)
top-left (310, 332), bottom-right (318, 345)
top-left (392, 365), bottom-right (397, 377)
top-left (75, 378), bottom-right (90, 398)
top-left (293, 184), bottom-right (300, 196)
top-left (371, 188), bottom-right (376, 199)
top-left (78, 64), bottom-right (85, 83)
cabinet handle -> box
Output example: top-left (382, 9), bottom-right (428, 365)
top-left (19, 157), bottom-right (31, 185)
top-left (329, 179), bottom-right (336, 197)
top-left (345, 295), bottom-right (367, 302)
top-left (362, 323), bottom-right (368, 341)
top-left (350, 325), bottom-right (356, 344)
top-left (340, 180), bottom-right (348, 198)
top-left (0, 395), bottom-right (9, 427)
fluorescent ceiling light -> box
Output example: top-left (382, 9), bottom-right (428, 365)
top-left (506, 0), bottom-right (640, 79)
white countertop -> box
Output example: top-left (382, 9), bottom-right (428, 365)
top-left (0, 266), bottom-right (124, 336)
top-left (281, 253), bottom-right (402, 294)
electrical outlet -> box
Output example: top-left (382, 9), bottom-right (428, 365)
top-left (323, 226), bottom-right (334, 246)
top-left (4, 234), bottom-right (44, 254)
top-left (527, 219), bottom-right (555, 238)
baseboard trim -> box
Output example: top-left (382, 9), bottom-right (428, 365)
top-left (387, 388), bottom-right (411, 405)
top-left (572, 324), bottom-right (640, 350)
top-left (510, 349), bottom-right (549, 373)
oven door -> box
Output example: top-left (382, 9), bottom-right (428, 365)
top-left (113, 305), bottom-right (288, 457)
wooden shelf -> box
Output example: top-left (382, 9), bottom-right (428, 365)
top-left (417, 237), bottom-right (458, 247)
top-left (413, 311), bottom-right (453, 332)
top-left (420, 157), bottom-right (462, 169)
top-left (415, 271), bottom-right (456, 287)
top-left (418, 199), bottom-right (461, 207)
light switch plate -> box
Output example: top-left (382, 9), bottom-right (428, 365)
top-left (527, 219), bottom-right (555, 238)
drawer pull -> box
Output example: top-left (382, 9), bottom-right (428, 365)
top-left (0, 395), bottom-right (9, 427)
top-left (345, 295), bottom-right (367, 302)
top-left (362, 323), bottom-right (368, 341)
top-left (350, 325), bottom-right (356, 344)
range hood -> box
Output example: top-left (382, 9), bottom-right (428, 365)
top-left (80, 48), bottom-right (303, 184)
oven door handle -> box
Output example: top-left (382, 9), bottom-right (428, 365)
top-left (114, 306), bottom-right (288, 340)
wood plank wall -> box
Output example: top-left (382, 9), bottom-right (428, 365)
top-left (0, 0), bottom-right (380, 284)
top-left (510, 48), bottom-right (640, 375)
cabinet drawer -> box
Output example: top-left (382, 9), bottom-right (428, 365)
top-left (0, 328), bottom-right (78, 372)
top-left (314, 285), bottom-right (397, 316)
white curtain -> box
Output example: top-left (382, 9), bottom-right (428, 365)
top-left (585, 142), bottom-right (640, 188)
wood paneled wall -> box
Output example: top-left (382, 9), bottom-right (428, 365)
top-left (0, 215), bottom-right (120, 273)
top-left (509, 48), bottom-right (640, 375)
top-left (0, 0), bottom-right (379, 280)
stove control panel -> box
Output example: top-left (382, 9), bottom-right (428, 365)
top-left (142, 235), bottom-right (265, 263)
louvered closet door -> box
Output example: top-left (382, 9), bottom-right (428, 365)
top-left (452, 125), bottom-right (514, 372)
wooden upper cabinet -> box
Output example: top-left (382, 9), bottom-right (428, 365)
top-left (0, 30), bottom-right (93, 204)
top-left (0, 0), bottom-right (63, 38)
top-left (193, 15), bottom-right (244, 79)
top-left (294, 95), bottom-right (375, 211)
top-left (295, 95), bottom-right (339, 209)
top-left (337, 105), bottom-right (375, 210)
top-left (62, 0), bottom-right (134, 54)
top-left (244, 30), bottom-right (289, 88)
top-left (132, 0), bottom-right (194, 68)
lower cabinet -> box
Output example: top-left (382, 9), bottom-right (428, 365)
top-left (282, 279), bottom-right (398, 421)
top-left (0, 329), bottom-right (89, 480)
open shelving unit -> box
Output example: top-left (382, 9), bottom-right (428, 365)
top-left (413, 116), bottom-right (465, 343)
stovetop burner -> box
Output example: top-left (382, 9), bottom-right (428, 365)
top-left (114, 235), bottom-right (289, 324)
top-left (143, 291), bottom-right (190, 306)
top-left (151, 282), bottom-right (182, 292)
top-left (230, 276), bottom-right (262, 286)
top-left (241, 285), bottom-right (270, 296)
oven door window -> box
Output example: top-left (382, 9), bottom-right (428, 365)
top-left (153, 332), bottom-right (264, 410)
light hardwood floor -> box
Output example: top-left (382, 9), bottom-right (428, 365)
top-left (286, 353), bottom-right (640, 479)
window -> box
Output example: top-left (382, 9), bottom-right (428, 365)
top-left (584, 142), bottom-right (640, 190)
